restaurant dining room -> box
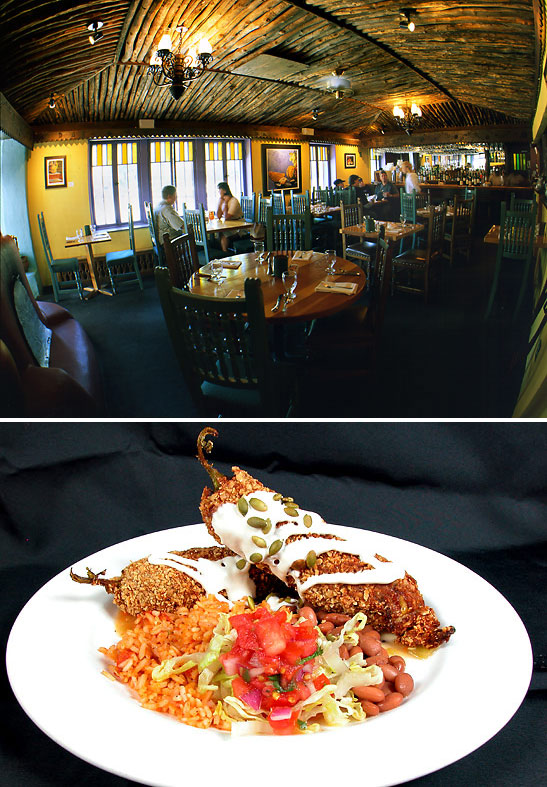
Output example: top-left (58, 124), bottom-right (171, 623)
top-left (1, 0), bottom-right (547, 418)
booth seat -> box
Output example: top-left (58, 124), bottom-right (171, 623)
top-left (0, 234), bottom-right (104, 416)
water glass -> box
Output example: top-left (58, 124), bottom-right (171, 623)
top-left (325, 249), bottom-right (336, 274)
top-left (253, 240), bottom-right (264, 263)
top-left (282, 267), bottom-right (297, 301)
top-left (210, 260), bottom-right (223, 282)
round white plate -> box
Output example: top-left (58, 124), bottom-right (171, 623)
top-left (6, 524), bottom-right (532, 787)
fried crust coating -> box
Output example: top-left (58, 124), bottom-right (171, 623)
top-left (199, 466), bottom-right (272, 543)
top-left (295, 545), bottom-right (454, 648)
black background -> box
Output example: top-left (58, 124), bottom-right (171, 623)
top-left (1, 422), bottom-right (545, 786)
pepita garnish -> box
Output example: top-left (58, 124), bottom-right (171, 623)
top-left (284, 506), bottom-right (299, 518)
top-left (235, 558), bottom-right (247, 570)
top-left (249, 497), bottom-right (268, 512)
top-left (252, 535), bottom-right (267, 548)
top-left (273, 493), bottom-right (283, 501)
top-left (262, 518), bottom-right (272, 534)
top-left (283, 497), bottom-right (295, 503)
top-left (268, 539), bottom-right (283, 556)
top-left (303, 514), bottom-right (312, 528)
top-left (306, 550), bottom-right (317, 568)
top-left (249, 552), bottom-right (263, 563)
top-left (248, 516), bottom-right (267, 529)
top-left (237, 497), bottom-right (249, 516)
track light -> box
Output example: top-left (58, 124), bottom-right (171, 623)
top-left (399, 8), bottom-right (416, 32)
top-left (87, 20), bottom-right (104, 45)
top-left (48, 93), bottom-right (56, 109)
top-left (312, 108), bottom-right (319, 121)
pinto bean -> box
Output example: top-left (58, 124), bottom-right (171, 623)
top-left (360, 700), bottom-right (380, 717)
top-left (358, 634), bottom-right (382, 656)
top-left (339, 644), bottom-right (350, 660)
top-left (323, 613), bottom-right (350, 626)
top-left (381, 663), bottom-right (399, 683)
top-left (362, 625), bottom-right (382, 640)
top-left (352, 685), bottom-right (385, 703)
top-left (298, 606), bottom-right (318, 625)
top-left (378, 692), bottom-right (404, 712)
top-left (388, 655), bottom-right (406, 672)
top-left (318, 621), bottom-right (334, 635)
top-left (394, 672), bottom-right (414, 697)
top-left (349, 645), bottom-right (362, 658)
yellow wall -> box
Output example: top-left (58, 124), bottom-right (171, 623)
top-left (27, 140), bottom-right (150, 287)
top-left (335, 144), bottom-right (370, 185)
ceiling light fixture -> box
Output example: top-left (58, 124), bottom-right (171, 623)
top-left (148, 26), bottom-right (213, 100)
top-left (87, 21), bottom-right (104, 45)
top-left (312, 108), bottom-right (319, 121)
top-left (392, 102), bottom-right (423, 135)
top-left (399, 8), bottom-right (416, 32)
top-left (48, 93), bottom-right (56, 109)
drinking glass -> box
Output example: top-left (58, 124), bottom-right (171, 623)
top-left (282, 267), bottom-right (297, 302)
top-left (324, 249), bottom-right (337, 274)
top-left (76, 228), bottom-right (83, 240)
top-left (253, 240), bottom-right (264, 263)
top-left (210, 260), bottom-right (224, 282)
top-left (91, 224), bottom-right (96, 236)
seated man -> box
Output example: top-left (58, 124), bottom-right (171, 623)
top-left (216, 181), bottom-right (244, 252)
top-left (348, 174), bottom-right (369, 204)
top-left (155, 185), bottom-right (185, 240)
top-left (333, 178), bottom-right (345, 187)
top-left (372, 169), bottom-right (399, 220)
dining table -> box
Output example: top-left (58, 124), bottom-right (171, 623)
top-left (340, 220), bottom-right (425, 245)
top-left (188, 250), bottom-right (366, 323)
top-left (65, 230), bottom-right (112, 297)
top-left (483, 224), bottom-right (547, 251)
top-left (417, 205), bottom-right (455, 220)
top-left (204, 217), bottom-right (255, 234)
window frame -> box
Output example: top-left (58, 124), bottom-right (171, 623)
top-left (309, 143), bottom-right (333, 191)
top-left (88, 137), bottom-right (247, 231)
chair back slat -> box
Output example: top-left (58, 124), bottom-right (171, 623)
top-left (162, 226), bottom-right (199, 289)
top-left (144, 201), bottom-right (163, 265)
top-left (258, 195), bottom-right (271, 224)
top-left (400, 191), bottom-right (417, 223)
top-left (265, 208), bottom-right (312, 251)
top-left (452, 196), bottom-right (474, 237)
top-left (240, 194), bottom-right (257, 223)
top-left (127, 204), bottom-right (135, 256)
top-left (501, 204), bottom-right (537, 258)
top-left (182, 204), bottom-right (208, 262)
top-left (340, 200), bottom-right (363, 230)
top-left (509, 193), bottom-right (536, 214)
top-left (37, 212), bottom-right (53, 265)
top-left (290, 191), bottom-right (309, 213)
top-left (272, 192), bottom-right (285, 214)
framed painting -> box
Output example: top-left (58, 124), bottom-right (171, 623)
top-left (44, 156), bottom-right (67, 188)
top-left (344, 152), bottom-right (356, 169)
top-left (262, 145), bottom-right (301, 193)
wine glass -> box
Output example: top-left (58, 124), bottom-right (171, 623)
top-left (400, 214), bottom-right (408, 228)
top-left (210, 260), bottom-right (224, 282)
top-left (282, 267), bottom-right (297, 302)
top-left (324, 249), bottom-right (336, 275)
top-left (253, 240), bottom-right (264, 264)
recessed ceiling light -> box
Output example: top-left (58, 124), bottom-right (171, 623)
top-left (87, 20), bottom-right (104, 45)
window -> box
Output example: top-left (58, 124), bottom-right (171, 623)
top-left (89, 137), bottom-right (246, 228)
top-left (310, 144), bottom-right (331, 191)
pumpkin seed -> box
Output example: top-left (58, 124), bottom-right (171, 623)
top-left (273, 493), bottom-right (283, 501)
top-left (306, 550), bottom-right (317, 568)
top-left (249, 552), bottom-right (263, 563)
top-left (283, 497), bottom-right (294, 503)
top-left (235, 558), bottom-right (247, 570)
top-left (252, 535), bottom-right (267, 548)
top-left (247, 596), bottom-right (255, 610)
top-left (268, 539), bottom-right (283, 556)
top-left (284, 506), bottom-right (299, 518)
top-left (237, 497), bottom-right (249, 516)
top-left (248, 516), bottom-right (267, 529)
top-left (303, 514), bottom-right (312, 528)
top-left (249, 497), bottom-right (268, 512)
top-left (262, 518), bottom-right (272, 534)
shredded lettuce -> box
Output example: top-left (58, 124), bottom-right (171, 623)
top-left (197, 613), bottom-right (237, 693)
top-left (151, 656), bottom-right (197, 682)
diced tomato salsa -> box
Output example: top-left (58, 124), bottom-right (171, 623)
top-left (221, 605), bottom-right (325, 734)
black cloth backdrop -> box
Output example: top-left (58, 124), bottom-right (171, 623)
top-left (0, 422), bottom-right (545, 787)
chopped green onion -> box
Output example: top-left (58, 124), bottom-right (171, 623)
top-left (268, 674), bottom-right (296, 693)
top-left (296, 645), bottom-right (323, 665)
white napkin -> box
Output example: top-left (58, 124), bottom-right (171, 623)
top-left (222, 260), bottom-right (242, 269)
top-left (315, 280), bottom-right (358, 295)
top-left (292, 250), bottom-right (313, 261)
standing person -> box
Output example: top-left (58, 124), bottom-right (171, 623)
top-left (216, 182), bottom-right (244, 252)
top-left (155, 185), bottom-right (185, 240)
top-left (401, 161), bottom-right (422, 194)
top-left (487, 167), bottom-right (504, 186)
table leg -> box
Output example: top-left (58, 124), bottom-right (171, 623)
top-left (83, 242), bottom-right (113, 297)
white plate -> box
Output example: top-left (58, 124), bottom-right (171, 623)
top-left (6, 524), bottom-right (532, 787)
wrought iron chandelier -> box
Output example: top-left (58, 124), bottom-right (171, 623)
top-left (392, 102), bottom-right (423, 135)
top-left (148, 26), bottom-right (213, 100)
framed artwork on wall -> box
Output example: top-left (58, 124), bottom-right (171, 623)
top-left (44, 156), bottom-right (67, 188)
top-left (262, 145), bottom-right (301, 193)
top-left (344, 152), bottom-right (356, 168)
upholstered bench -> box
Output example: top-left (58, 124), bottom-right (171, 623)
top-left (0, 234), bottom-right (104, 416)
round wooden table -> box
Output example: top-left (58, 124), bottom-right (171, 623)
top-left (188, 251), bottom-right (367, 323)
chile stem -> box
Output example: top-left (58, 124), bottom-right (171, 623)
top-left (196, 427), bottom-right (227, 490)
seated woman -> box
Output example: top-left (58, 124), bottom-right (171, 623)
top-left (216, 182), bottom-right (244, 252)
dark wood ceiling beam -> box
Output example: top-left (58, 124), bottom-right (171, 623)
top-left (364, 123), bottom-right (532, 149)
top-left (282, 0), bottom-right (457, 102)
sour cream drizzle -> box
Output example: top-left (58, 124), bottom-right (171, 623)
top-left (147, 553), bottom-right (255, 605)
top-left (211, 489), bottom-right (405, 592)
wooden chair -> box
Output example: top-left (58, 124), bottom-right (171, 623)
top-left (443, 195), bottom-right (473, 267)
top-left (154, 269), bottom-right (294, 416)
top-left (340, 200), bottom-right (375, 282)
top-left (144, 201), bottom-right (164, 266)
top-left (37, 212), bottom-right (84, 302)
top-left (105, 204), bottom-right (144, 294)
top-left (265, 207), bottom-right (312, 251)
top-left (271, 192), bottom-right (285, 214)
top-left (399, 190), bottom-right (417, 251)
top-left (509, 193), bottom-right (536, 214)
top-left (484, 202), bottom-right (538, 321)
top-left (183, 203), bottom-right (215, 264)
top-left (162, 227), bottom-right (199, 289)
top-left (305, 228), bottom-right (393, 378)
top-left (232, 194), bottom-right (257, 254)
top-left (392, 204), bottom-right (447, 303)
top-left (257, 195), bottom-right (271, 224)
top-left (290, 191), bottom-right (309, 213)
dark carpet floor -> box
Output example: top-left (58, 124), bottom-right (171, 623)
top-left (46, 230), bottom-right (531, 419)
